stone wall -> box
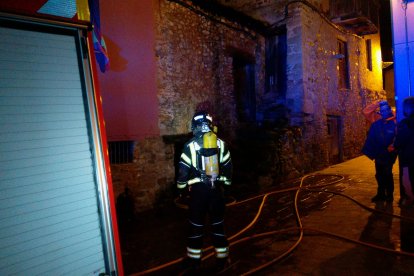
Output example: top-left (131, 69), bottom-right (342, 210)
top-left (111, 137), bottom-right (175, 212)
top-left (283, 2), bottom-right (385, 170)
top-left (110, 0), bottom-right (386, 213)
top-left (155, 0), bottom-right (265, 139)
top-left (112, 0), bottom-right (266, 213)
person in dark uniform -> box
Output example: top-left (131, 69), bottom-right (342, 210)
top-left (362, 100), bottom-right (397, 202)
top-left (177, 111), bottom-right (232, 273)
top-left (394, 96), bottom-right (414, 206)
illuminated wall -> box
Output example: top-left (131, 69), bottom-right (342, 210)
top-left (97, 0), bottom-right (159, 140)
top-left (390, 0), bottom-right (414, 121)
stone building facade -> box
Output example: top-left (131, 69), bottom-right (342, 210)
top-left (105, 0), bottom-right (385, 213)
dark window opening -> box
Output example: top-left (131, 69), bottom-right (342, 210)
top-left (265, 26), bottom-right (287, 97)
top-left (366, 39), bottom-right (372, 71)
top-left (233, 55), bottom-right (256, 122)
top-left (337, 39), bottom-right (350, 89)
top-left (327, 115), bottom-right (343, 164)
top-left (108, 141), bottom-right (134, 164)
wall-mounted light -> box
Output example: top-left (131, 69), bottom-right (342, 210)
top-left (375, 48), bottom-right (382, 65)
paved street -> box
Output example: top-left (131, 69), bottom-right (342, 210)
top-left (122, 156), bottom-right (414, 275)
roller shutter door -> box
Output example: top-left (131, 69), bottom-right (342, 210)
top-left (0, 23), bottom-right (108, 275)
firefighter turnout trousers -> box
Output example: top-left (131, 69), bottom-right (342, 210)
top-left (187, 182), bottom-right (229, 260)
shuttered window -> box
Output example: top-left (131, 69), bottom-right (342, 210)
top-left (0, 23), bottom-right (107, 275)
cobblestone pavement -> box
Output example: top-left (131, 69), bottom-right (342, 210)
top-left (121, 156), bottom-right (414, 275)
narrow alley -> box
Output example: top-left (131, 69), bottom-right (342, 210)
top-left (120, 156), bottom-right (414, 275)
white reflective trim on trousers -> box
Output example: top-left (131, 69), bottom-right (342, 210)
top-left (187, 247), bottom-right (202, 259)
top-left (215, 247), bottom-right (229, 258)
top-left (187, 252), bottom-right (202, 259)
top-left (216, 252), bottom-right (229, 258)
top-left (189, 220), bottom-right (204, 227)
top-left (216, 247), bottom-right (228, 253)
top-left (187, 247), bottom-right (202, 254)
top-left (188, 234), bottom-right (203, 239)
top-left (211, 219), bottom-right (224, 225)
top-left (177, 183), bottom-right (187, 189)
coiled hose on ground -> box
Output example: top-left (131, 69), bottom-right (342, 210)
top-left (131, 174), bottom-right (414, 275)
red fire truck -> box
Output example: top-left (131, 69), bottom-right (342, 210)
top-left (0, 1), bottom-right (123, 275)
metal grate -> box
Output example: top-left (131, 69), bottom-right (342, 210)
top-left (108, 141), bottom-right (135, 164)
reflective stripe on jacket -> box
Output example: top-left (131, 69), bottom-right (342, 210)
top-left (177, 137), bottom-right (232, 189)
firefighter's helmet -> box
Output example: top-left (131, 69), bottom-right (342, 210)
top-left (191, 111), bottom-right (213, 133)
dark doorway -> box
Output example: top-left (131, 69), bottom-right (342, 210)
top-left (233, 55), bottom-right (256, 122)
top-left (327, 115), bottom-right (343, 164)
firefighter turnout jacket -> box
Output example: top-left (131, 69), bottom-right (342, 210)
top-left (177, 136), bottom-right (232, 189)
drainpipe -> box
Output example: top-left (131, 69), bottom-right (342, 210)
top-left (402, 0), bottom-right (412, 96)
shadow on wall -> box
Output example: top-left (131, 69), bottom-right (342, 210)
top-left (116, 187), bottom-right (135, 226)
top-left (103, 35), bottom-right (128, 72)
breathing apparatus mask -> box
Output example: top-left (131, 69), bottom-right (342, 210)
top-left (191, 112), bottom-right (213, 138)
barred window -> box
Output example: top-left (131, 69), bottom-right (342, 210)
top-left (108, 141), bottom-right (134, 164)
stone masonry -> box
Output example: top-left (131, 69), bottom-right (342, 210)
top-left (110, 0), bottom-right (386, 213)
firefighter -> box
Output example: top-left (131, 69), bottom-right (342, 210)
top-left (362, 100), bottom-right (397, 203)
top-left (177, 111), bottom-right (232, 273)
top-left (394, 96), bottom-right (414, 206)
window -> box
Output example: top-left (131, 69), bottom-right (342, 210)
top-left (108, 141), bottom-right (135, 164)
top-left (366, 39), bottom-right (372, 71)
top-left (337, 39), bottom-right (350, 89)
top-left (233, 54), bottom-right (256, 122)
top-left (327, 115), bottom-right (343, 163)
top-left (265, 26), bottom-right (287, 96)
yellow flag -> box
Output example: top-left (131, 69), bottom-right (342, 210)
top-left (76, 0), bottom-right (90, 21)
